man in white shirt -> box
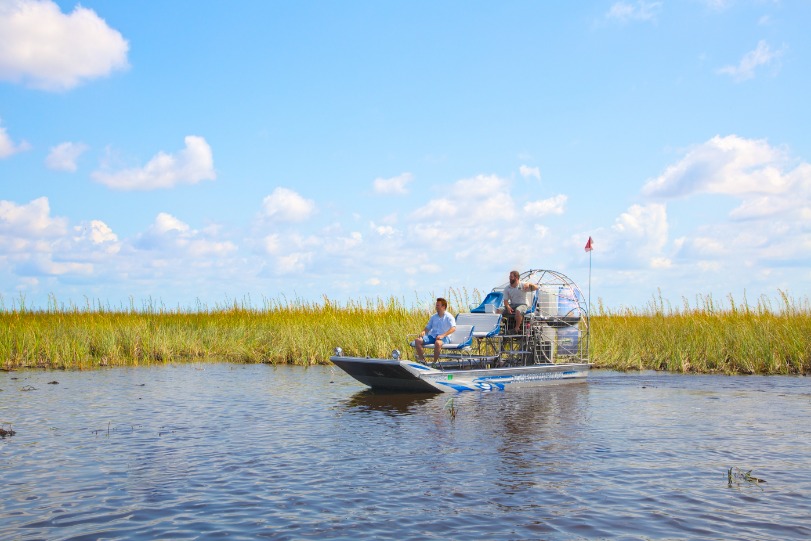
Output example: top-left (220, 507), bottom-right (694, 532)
top-left (499, 270), bottom-right (539, 332)
top-left (415, 297), bottom-right (456, 363)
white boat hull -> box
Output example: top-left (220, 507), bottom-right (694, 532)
top-left (329, 356), bottom-right (591, 393)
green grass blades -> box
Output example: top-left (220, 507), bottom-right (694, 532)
top-left (1, 289), bottom-right (809, 374)
top-left (590, 290), bottom-right (811, 375)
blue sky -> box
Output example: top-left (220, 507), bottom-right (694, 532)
top-left (1, 0), bottom-right (809, 311)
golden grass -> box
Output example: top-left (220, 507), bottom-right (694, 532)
top-left (0, 294), bottom-right (433, 370)
top-left (590, 290), bottom-right (811, 375)
top-left (1, 289), bottom-right (809, 375)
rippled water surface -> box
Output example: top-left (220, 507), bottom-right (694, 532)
top-left (2, 364), bottom-right (810, 540)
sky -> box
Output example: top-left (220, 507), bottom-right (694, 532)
top-left (1, 0), bottom-right (810, 312)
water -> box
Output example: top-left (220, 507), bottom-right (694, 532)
top-left (2, 364), bottom-right (810, 540)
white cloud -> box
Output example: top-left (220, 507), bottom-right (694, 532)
top-left (152, 212), bottom-right (190, 235)
top-left (650, 257), bottom-right (672, 269)
top-left (523, 194), bottom-right (567, 217)
top-left (643, 135), bottom-right (787, 197)
top-left (92, 136), bottom-right (215, 190)
top-left (606, 1), bottom-right (662, 23)
top-left (70, 220), bottom-right (119, 256)
top-left (0, 120), bottom-right (30, 158)
top-left (261, 187), bottom-right (316, 222)
top-left (519, 165), bottom-right (541, 181)
top-left (135, 212), bottom-right (236, 258)
top-left (609, 203), bottom-right (670, 267)
top-left (411, 198), bottom-right (459, 221)
top-left (371, 223), bottom-right (396, 237)
top-left (411, 175), bottom-right (515, 231)
top-left (46, 141), bottom-right (89, 171)
top-left (0, 198), bottom-right (123, 280)
top-left (643, 135), bottom-right (811, 221)
top-left (0, 0), bottom-right (129, 91)
top-left (373, 172), bottom-right (413, 195)
top-left (406, 174), bottom-right (544, 263)
top-left (324, 231), bottom-right (362, 253)
top-left (613, 203), bottom-right (667, 240)
top-left (717, 40), bottom-right (784, 82)
top-left (275, 252), bottom-right (313, 274)
top-left (85, 220), bottom-right (117, 244)
top-left (0, 197), bottom-right (67, 240)
top-left (263, 234), bottom-right (281, 255)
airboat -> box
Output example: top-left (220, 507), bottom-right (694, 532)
top-left (330, 269), bottom-right (592, 392)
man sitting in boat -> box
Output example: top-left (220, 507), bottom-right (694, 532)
top-left (499, 270), bottom-right (540, 332)
top-left (414, 297), bottom-right (456, 363)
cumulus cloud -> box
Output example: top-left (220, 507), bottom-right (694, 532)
top-left (275, 252), bottom-right (313, 274)
top-left (92, 136), bottom-right (215, 190)
top-left (261, 187), bottom-right (315, 222)
top-left (0, 0), bottom-right (129, 91)
top-left (643, 135), bottom-right (811, 221)
top-left (0, 197), bottom-right (67, 241)
top-left (135, 212), bottom-right (236, 258)
top-left (524, 194), bottom-right (567, 217)
top-left (373, 172), bottom-right (413, 195)
top-left (46, 141), bottom-right (89, 171)
top-left (70, 220), bottom-right (119, 256)
top-left (0, 120), bottom-right (30, 158)
top-left (605, 1), bottom-right (662, 23)
top-left (0, 197), bottom-right (121, 280)
top-left (717, 40), bottom-right (784, 82)
top-left (371, 223), bottom-right (396, 237)
top-left (411, 174), bottom-right (515, 228)
top-left (406, 174), bottom-right (530, 266)
top-left (610, 203), bottom-right (670, 267)
top-left (519, 165), bottom-right (541, 181)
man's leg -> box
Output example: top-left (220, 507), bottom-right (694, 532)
top-left (415, 337), bottom-right (425, 360)
top-left (433, 339), bottom-right (443, 362)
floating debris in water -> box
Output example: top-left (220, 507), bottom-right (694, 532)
top-left (48, 381), bottom-right (59, 385)
top-left (445, 397), bottom-right (457, 419)
top-left (20, 385), bottom-right (36, 392)
top-left (728, 467), bottom-right (766, 489)
top-left (0, 424), bottom-right (15, 438)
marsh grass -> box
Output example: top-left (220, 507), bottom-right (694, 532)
top-left (2, 289), bottom-right (810, 374)
top-left (590, 290), bottom-right (811, 375)
top-left (0, 292), bottom-right (471, 370)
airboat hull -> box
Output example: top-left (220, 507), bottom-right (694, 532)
top-left (330, 356), bottom-right (591, 393)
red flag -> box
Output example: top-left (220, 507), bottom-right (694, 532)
top-left (584, 236), bottom-right (593, 252)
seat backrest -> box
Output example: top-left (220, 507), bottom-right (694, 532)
top-left (455, 313), bottom-right (502, 337)
top-left (527, 289), bottom-right (539, 314)
top-left (448, 325), bottom-right (474, 347)
top-left (470, 291), bottom-right (503, 313)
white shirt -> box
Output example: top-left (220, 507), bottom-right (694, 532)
top-left (504, 282), bottom-right (532, 307)
top-left (425, 312), bottom-right (456, 337)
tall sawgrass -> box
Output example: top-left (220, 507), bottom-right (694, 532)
top-left (590, 290), bottom-right (811, 375)
top-left (2, 289), bottom-right (809, 375)
top-left (0, 291), bottom-right (478, 370)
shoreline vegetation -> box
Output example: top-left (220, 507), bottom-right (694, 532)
top-left (1, 290), bottom-right (809, 375)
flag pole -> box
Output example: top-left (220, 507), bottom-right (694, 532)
top-left (586, 237), bottom-right (594, 360)
top-left (588, 246), bottom-right (592, 316)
